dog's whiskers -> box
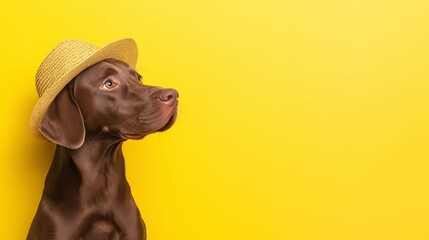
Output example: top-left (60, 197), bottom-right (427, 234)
top-left (124, 118), bottom-right (140, 133)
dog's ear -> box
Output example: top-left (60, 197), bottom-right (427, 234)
top-left (39, 83), bottom-right (85, 149)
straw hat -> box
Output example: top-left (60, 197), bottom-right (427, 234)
top-left (30, 38), bottom-right (138, 140)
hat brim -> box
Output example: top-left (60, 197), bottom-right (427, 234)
top-left (30, 38), bottom-right (138, 140)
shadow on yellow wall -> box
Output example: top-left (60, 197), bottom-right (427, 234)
top-left (1, 0), bottom-right (429, 239)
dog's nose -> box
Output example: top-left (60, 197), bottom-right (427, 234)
top-left (158, 89), bottom-right (179, 104)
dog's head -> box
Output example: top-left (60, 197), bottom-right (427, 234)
top-left (39, 59), bottom-right (178, 149)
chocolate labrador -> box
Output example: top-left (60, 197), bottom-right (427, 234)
top-left (27, 59), bottom-right (178, 240)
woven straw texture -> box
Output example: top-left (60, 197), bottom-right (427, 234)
top-left (30, 38), bottom-right (138, 140)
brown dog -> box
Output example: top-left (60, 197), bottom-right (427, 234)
top-left (27, 59), bottom-right (178, 240)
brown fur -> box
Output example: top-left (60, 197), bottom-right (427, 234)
top-left (27, 59), bottom-right (178, 240)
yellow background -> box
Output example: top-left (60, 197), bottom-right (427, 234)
top-left (1, 0), bottom-right (429, 239)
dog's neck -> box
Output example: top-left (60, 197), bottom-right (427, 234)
top-left (70, 138), bottom-right (125, 179)
top-left (44, 137), bottom-right (128, 202)
top-left (71, 138), bottom-right (127, 201)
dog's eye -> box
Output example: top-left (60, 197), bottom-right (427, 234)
top-left (102, 80), bottom-right (117, 90)
top-left (137, 75), bottom-right (142, 82)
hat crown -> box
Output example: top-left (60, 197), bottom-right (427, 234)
top-left (35, 40), bottom-right (100, 97)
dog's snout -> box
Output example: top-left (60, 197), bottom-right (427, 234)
top-left (158, 89), bottom-right (178, 104)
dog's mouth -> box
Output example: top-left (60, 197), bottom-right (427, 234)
top-left (122, 111), bottom-right (177, 140)
top-left (157, 112), bottom-right (177, 132)
top-left (122, 133), bottom-right (146, 140)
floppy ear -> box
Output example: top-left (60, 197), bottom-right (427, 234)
top-left (39, 84), bottom-right (85, 149)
